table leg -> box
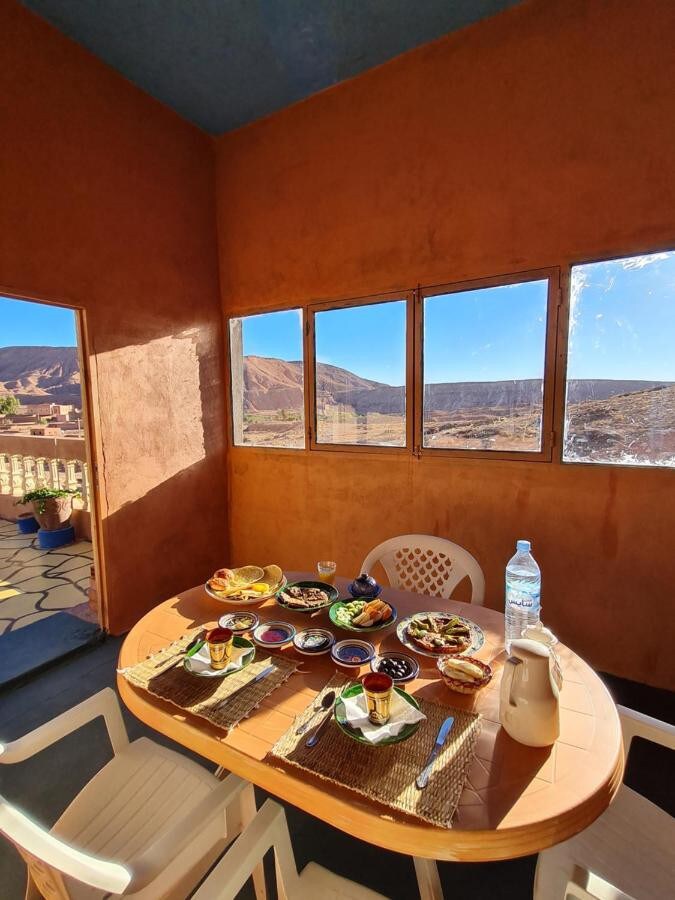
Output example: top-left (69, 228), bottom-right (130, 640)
top-left (413, 857), bottom-right (443, 900)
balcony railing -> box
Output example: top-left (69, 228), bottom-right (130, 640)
top-left (0, 451), bottom-right (91, 511)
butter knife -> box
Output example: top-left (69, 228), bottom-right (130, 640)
top-left (416, 716), bottom-right (455, 789)
top-left (216, 664), bottom-right (276, 709)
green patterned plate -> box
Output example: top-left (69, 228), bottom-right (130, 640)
top-left (184, 635), bottom-right (255, 677)
top-left (334, 683), bottom-right (421, 745)
top-left (329, 600), bottom-right (397, 633)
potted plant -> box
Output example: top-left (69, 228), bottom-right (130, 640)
top-left (17, 487), bottom-right (81, 532)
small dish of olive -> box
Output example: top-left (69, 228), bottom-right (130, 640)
top-left (370, 652), bottom-right (419, 683)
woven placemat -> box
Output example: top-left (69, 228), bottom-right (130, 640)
top-left (270, 675), bottom-right (480, 828)
top-left (119, 629), bottom-right (299, 733)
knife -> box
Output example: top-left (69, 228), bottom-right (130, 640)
top-left (216, 664), bottom-right (276, 709)
top-left (416, 716), bottom-right (455, 789)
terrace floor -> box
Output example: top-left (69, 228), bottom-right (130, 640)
top-left (0, 519), bottom-right (94, 635)
top-left (0, 637), bottom-right (672, 899)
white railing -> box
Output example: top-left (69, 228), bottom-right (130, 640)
top-left (0, 452), bottom-right (90, 511)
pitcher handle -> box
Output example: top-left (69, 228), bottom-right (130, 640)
top-left (504, 656), bottom-right (523, 707)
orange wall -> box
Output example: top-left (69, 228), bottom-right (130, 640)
top-left (0, 0), bottom-right (227, 632)
top-left (216, 0), bottom-right (675, 689)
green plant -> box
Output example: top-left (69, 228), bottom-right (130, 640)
top-left (17, 487), bottom-right (81, 513)
top-left (0, 394), bottom-right (19, 416)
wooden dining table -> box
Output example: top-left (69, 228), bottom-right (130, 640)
top-left (117, 573), bottom-right (623, 895)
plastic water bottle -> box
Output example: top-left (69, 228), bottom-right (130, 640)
top-left (505, 540), bottom-right (541, 652)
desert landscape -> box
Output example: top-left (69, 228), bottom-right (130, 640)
top-left (0, 346), bottom-right (81, 407)
top-left (2, 348), bottom-right (672, 465)
top-left (238, 355), bottom-right (674, 464)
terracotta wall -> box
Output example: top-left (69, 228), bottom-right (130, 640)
top-left (216, 0), bottom-right (675, 689)
top-left (0, 0), bottom-right (227, 632)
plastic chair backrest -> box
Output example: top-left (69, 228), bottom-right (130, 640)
top-left (360, 534), bottom-right (485, 604)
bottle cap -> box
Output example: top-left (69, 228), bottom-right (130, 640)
top-left (516, 539), bottom-right (531, 553)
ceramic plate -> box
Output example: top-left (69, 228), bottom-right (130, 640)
top-left (370, 652), bottom-right (419, 683)
top-left (328, 600), bottom-right (397, 633)
top-left (330, 638), bottom-right (376, 668)
top-left (204, 577), bottom-right (287, 605)
top-left (396, 612), bottom-right (484, 658)
top-left (218, 611), bottom-right (259, 633)
top-left (252, 620), bottom-right (296, 648)
top-left (293, 628), bottom-right (335, 656)
top-left (334, 684), bottom-right (421, 745)
top-left (183, 636), bottom-right (255, 677)
top-left (275, 581), bottom-right (339, 613)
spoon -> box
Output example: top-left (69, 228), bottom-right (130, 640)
top-left (305, 693), bottom-right (339, 747)
top-left (296, 690), bottom-right (336, 736)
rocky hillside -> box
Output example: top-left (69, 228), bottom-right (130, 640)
top-left (0, 346), bottom-right (81, 406)
top-left (243, 356), bottom-right (671, 415)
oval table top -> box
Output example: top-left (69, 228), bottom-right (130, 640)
top-left (117, 574), bottom-right (623, 862)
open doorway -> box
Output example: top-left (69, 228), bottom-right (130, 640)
top-left (0, 294), bottom-right (103, 685)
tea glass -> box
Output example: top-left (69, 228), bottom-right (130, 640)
top-left (361, 672), bottom-right (393, 725)
top-left (317, 560), bottom-right (337, 585)
top-left (206, 627), bottom-right (234, 670)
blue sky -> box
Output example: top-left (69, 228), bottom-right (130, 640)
top-left (568, 251), bottom-right (675, 380)
top-left (0, 296), bottom-right (77, 346)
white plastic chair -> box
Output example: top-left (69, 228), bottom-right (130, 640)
top-left (193, 797), bottom-right (389, 899)
top-left (360, 534), bottom-right (485, 605)
top-left (0, 688), bottom-right (264, 900)
top-left (534, 705), bottom-right (675, 900)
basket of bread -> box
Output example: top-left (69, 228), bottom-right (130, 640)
top-left (436, 656), bottom-right (493, 694)
top-left (205, 564), bottom-right (285, 604)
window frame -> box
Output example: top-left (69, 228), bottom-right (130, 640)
top-left (558, 249), bottom-right (675, 470)
top-left (307, 291), bottom-right (415, 454)
top-left (414, 268), bottom-right (561, 463)
top-left (226, 305), bottom-right (308, 452)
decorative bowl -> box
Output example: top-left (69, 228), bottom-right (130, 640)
top-left (293, 628), bottom-right (335, 656)
top-left (331, 638), bottom-right (376, 668)
top-left (218, 611), bottom-right (259, 633)
top-left (370, 652), bottom-right (419, 683)
top-left (251, 620), bottom-right (296, 648)
top-left (436, 656), bottom-right (493, 694)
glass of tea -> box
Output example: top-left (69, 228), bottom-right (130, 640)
top-left (317, 560), bottom-right (337, 585)
top-left (206, 627), bottom-right (233, 670)
top-left (361, 672), bottom-right (393, 725)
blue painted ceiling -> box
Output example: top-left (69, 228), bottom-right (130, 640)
top-left (22, 0), bottom-right (521, 135)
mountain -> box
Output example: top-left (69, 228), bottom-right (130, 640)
top-left (243, 356), bottom-right (672, 414)
top-left (0, 346), bottom-right (81, 406)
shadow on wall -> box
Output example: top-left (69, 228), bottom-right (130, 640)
top-left (94, 325), bottom-right (228, 634)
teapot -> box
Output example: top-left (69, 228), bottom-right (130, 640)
top-left (348, 573), bottom-right (381, 599)
top-left (499, 638), bottom-right (560, 747)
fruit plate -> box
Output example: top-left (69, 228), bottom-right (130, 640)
top-left (396, 612), bottom-right (484, 658)
top-left (204, 576), bottom-right (287, 605)
top-left (183, 636), bottom-right (255, 677)
top-left (328, 600), bottom-right (397, 633)
top-left (334, 684), bottom-right (421, 745)
top-left (275, 581), bottom-right (339, 613)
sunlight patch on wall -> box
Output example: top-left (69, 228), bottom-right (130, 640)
top-left (96, 330), bottom-right (206, 511)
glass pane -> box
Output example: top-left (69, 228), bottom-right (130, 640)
top-left (563, 251), bottom-right (675, 467)
top-left (423, 280), bottom-right (549, 452)
top-left (314, 300), bottom-right (407, 446)
top-left (229, 309), bottom-right (305, 449)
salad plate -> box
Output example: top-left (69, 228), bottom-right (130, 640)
top-left (334, 683), bottom-right (422, 745)
top-left (396, 611), bottom-right (484, 658)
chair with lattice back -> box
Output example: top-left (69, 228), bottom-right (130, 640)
top-left (360, 534), bottom-right (485, 605)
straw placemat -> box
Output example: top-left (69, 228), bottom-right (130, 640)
top-left (119, 629), bottom-right (299, 733)
top-left (270, 675), bottom-right (480, 828)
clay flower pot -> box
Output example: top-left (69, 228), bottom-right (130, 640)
top-left (32, 495), bottom-right (74, 531)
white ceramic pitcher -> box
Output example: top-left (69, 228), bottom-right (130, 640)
top-left (499, 638), bottom-right (560, 747)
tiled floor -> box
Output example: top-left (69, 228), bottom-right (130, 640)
top-left (0, 519), bottom-right (94, 634)
top-left (0, 636), bottom-right (672, 899)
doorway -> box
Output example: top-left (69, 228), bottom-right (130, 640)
top-left (0, 294), bottom-right (104, 685)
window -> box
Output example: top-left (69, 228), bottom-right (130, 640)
top-left (421, 275), bottom-right (553, 455)
top-left (563, 251), bottom-right (675, 467)
top-left (311, 298), bottom-right (408, 447)
top-left (229, 309), bottom-right (305, 449)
